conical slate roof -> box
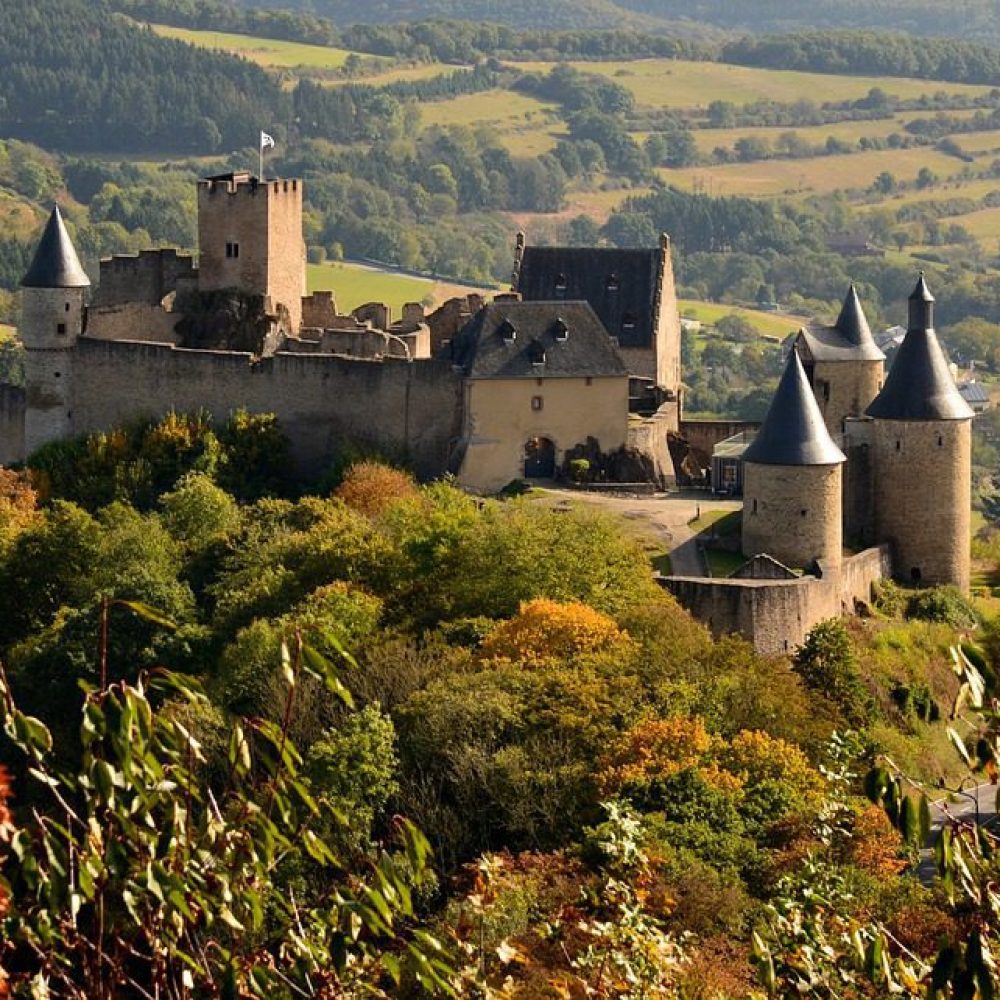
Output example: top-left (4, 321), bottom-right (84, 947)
top-left (21, 207), bottom-right (90, 289)
top-left (866, 276), bottom-right (972, 421)
top-left (743, 349), bottom-right (846, 466)
top-left (796, 284), bottom-right (883, 362)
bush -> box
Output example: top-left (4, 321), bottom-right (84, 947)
top-left (905, 585), bottom-right (979, 629)
top-left (793, 619), bottom-right (876, 728)
top-left (335, 460), bottom-right (418, 518)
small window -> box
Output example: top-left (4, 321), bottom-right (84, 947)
top-left (752, 498), bottom-right (758, 514)
top-left (895, 440), bottom-right (901, 451)
top-left (64, 302), bottom-right (70, 312)
top-left (800, 509), bottom-right (807, 517)
top-left (605, 273), bottom-right (620, 291)
top-left (938, 434), bottom-right (944, 446)
top-left (554, 273), bottom-right (567, 293)
top-left (531, 396), bottom-right (543, 411)
top-left (622, 312), bottom-right (636, 331)
top-left (54, 372), bottom-right (61, 379)
top-left (56, 323), bottom-right (66, 334)
top-left (585, 376), bottom-right (593, 386)
top-left (536, 377), bottom-right (543, 387)
top-left (225, 241), bottom-right (240, 259)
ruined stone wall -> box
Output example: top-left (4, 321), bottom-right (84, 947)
top-left (812, 359), bottom-right (883, 436)
top-left (93, 249), bottom-right (196, 308)
top-left (742, 462), bottom-right (842, 570)
top-left (87, 303), bottom-right (181, 344)
top-left (872, 417), bottom-right (971, 590)
top-left (627, 405), bottom-right (678, 484)
top-left (70, 338), bottom-right (462, 479)
top-left (301, 291), bottom-right (338, 329)
top-left (661, 545), bottom-right (889, 655)
top-left (0, 384), bottom-right (25, 466)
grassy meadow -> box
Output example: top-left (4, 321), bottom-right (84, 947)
top-left (307, 260), bottom-right (493, 314)
top-left (511, 58), bottom-right (994, 110)
top-left (678, 299), bottom-right (807, 339)
top-left (149, 24), bottom-right (370, 70)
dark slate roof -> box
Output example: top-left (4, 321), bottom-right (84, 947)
top-left (742, 349), bottom-right (846, 466)
top-left (515, 245), bottom-right (660, 349)
top-left (796, 284), bottom-right (883, 362)
top-left (448, 300), bottom-right (628, 379)
top-left (22, 206), bottom-right (90, 289)
top-left (959, 381), bottom-right (990, 404)
top-left (866, 277), bottom-right (973, 421)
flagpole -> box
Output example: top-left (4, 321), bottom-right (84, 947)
top-left (258, 131), bottom-right (263, 181)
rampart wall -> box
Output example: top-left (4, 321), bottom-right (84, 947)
top-left (70, 338), bottom-right (462, 479)
top-left (0, 384), bottom-right (25, 466)
top-left (93, 249), bottom-right (196, 308)
top-left (661, 545), bottom-right (890, 655)
top-left (87, 303), bottom-right (181, 344)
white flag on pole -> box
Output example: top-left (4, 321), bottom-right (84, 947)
top-left (260, 131), bottom-right (275, 150)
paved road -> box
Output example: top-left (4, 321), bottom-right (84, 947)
top-left (918, 783), bottom-right (998, 884)
top-left (530, 487), bottom-right (742, 578)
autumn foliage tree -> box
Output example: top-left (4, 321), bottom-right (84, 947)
top-left (335, 460), bottom-right (418, 518)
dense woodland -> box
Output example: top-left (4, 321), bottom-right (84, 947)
top-left (0, 416), bottom-right (999, 996)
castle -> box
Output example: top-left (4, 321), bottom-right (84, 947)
top-left (0, 172), bottom-right (680, 494)
top-left (664, 277), bottom-right (974, 652)
top-left (0, 172), bottom-right (974, 653)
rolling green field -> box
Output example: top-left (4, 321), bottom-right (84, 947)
top-left (150, 24), bottom-right (369, 70)
top-left (661, 146), bottom-right (967, 198)
top-left (419, 90), bottom-right (558, 130)
top-left (678, 299), bottom-right (807, 338)
top-left (307, 260), bottom-right (492, 314)
top-left (511, 58), bottom-right (994, 110)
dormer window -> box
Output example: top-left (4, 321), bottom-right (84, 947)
top-left (499, 319), bottom-right (517, 342)
top-left (553, 318), bottom-right (569, 342)
top-left (606, 273), bottom-right (620, 292)
top-left (529, 340), bottom-right (546, 366)
top-left (622, 312), bottom-right (636, 332)
top-left (554, 273), bottom-right (567, 295)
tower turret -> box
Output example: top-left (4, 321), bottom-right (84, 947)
top-left (742, 349), bottom-right (846, 571)
top-left (794, 283), bottom-right (885, 436)
top-left (20, 206), bottom-right (89, 455)
top-left (867, 275), bottom-right (972, 589)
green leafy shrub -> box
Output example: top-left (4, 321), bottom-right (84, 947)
top-left (905, 585), bottom-right (978, 629)
top-left (793, 619), bottom-right (876, 728)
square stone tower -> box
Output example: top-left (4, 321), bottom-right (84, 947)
top-left (197, 172), bottom-right (305, 332)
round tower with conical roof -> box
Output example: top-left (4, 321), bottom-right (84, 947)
top-left (742, 349), bottom-right (846, 570)
top-left (20, 207), bottom-right (89, 455)
top-left (794, 283), bottom-right (885, 437)
top-left (867, 275), bottom-right (973, 590)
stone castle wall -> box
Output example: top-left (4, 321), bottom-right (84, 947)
top-left (680, 419), bottom-right (759, 457)
top-left (742, 462), bottom-right (842, 570)
top-left (662, 545), bottom-right (890, 655)
top-left (87, 303), bottom-right (181, 344)
top-left (812, 359), bottom-right (883, 436)
top-left (654, 241), bottom-right (682, 394)
top-left (0, 384), bottom-right (25, 466)
top-left (70, 338), bottom-right (462, 479)
top-left (872, 417), bottom-right (971, 589)
top-left (92, 249), bottom-right (196, 308)
top-left (842, 418), bottom-right (876, 548)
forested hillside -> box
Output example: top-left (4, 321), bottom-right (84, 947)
top-left (0, 0), bottom-right (287, 152)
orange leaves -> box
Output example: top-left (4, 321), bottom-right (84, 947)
top-left (0, 468), bottom-right (39, 546)
top-left (598, 717), bottom-right (724, 796)
top-left (480, 598), bottom-right (634, 668)
top-left (335, 461), bottom-right (418, 519)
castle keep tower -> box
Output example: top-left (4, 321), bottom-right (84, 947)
top-left (742, 348), bottom-right (846, 571)
top-left (197, 171), bottom-right (305, 333)
top-left (795, 284), bottom-right (885, 436)
top-left (20, 206), bottom-right (89, 455)
top-left (867, 275), bottom-right (973, 590)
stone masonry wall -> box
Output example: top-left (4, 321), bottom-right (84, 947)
top-left (872, 417), bottom-right (971, 589)
top-left (742, 462), bottom-right (842, 570)
top-left (87, 303), bottom-right (181, 344)
top-left (0, 384), bottom-right (25, 466)
top-left (812, 359), bottom-right (883, 436)
top-left (92, 249), bottom-right (196, 308)
top-left (661, 545), bottom-right (889, 655)
top-left (70, 338), bottom-right (462, 479)
top-left (680, 419), bottom-right (759, 457)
